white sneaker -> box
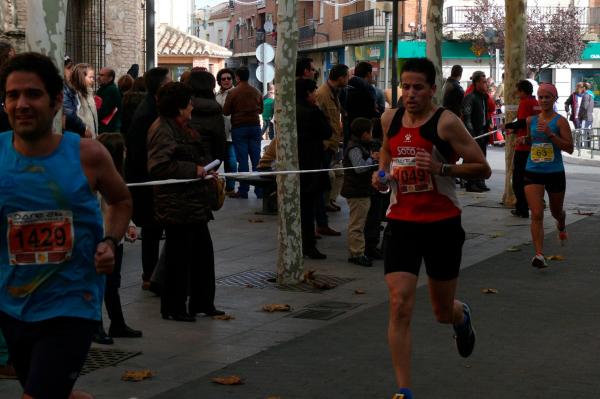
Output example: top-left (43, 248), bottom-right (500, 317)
top-left (531, 254), bottom-right (548, 268)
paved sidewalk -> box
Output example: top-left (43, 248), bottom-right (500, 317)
top-left (154, 215), bottom-right (600, 399)
top-left (0, 148), bottom-right (598, 398)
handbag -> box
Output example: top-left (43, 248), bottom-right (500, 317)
top-left (211, 177), bottom-right (226, 211)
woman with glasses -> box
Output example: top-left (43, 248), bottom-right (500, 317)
top-left (524, 83), bottom-right (574, 268)
top-left (215, 68), bottom-right (238, 195)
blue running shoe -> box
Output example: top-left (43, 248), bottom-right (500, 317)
top-left (453, 302), bottom-right (476, 358)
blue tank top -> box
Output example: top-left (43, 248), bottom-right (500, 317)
top-left (0, 132), bottom-right (104, 322)
top-left (526, 115), bottom-right (564, 173)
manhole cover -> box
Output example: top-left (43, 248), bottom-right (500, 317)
top-left (467, 200), bottom-right (505, 209)
top-left (216, 270), bottom-right (355, 293)
top-left (305, 301), bottom-right (363, 310)
top-left (81, 348), bottom-right (141, 375)
top-left (290, 309), bottom-right (346, 321)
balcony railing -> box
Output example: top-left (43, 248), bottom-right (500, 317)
top-left (298, 25), bottom-right (316, 48)
top-left (444, 6), bottom-right (600, 35)
top-left (342, 8), bottom-right (386, 42)
top-left (232, 30), bottom-right (277, 56)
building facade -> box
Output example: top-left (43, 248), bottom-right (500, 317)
top-left (192, 2), bottom-right (232, 48)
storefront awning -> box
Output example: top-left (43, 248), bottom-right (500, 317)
top-left (581, 42), bottom-right (600, 60)
top-left (396, 40), bottom-right (490, 59)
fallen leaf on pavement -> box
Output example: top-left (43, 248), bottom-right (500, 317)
top-left (245, 283), bottom-right (254, 288)
top-left (576, 210), bottom-right (594, 216)
top-left (547, 255), bottom-right (565, 261)
top-left (211, 375), bottom-right (244, 385)
top-left (303, 270), bottom-right (316, 282)
top-left (354, 289), bottom-right (366, 295)
top-left (248, 218), bottom-right (264, 223)
top-left (505, 246), bottom-right (521, 252)
top-left (309, 280), bottom-right (336, 290)
top-left (481, 288), bottom-right (499, 294)
top-left (262, 304), bottom-right (291, 312)
top-left (489, 232), bottom-right (505, 238)
top-left (121, 370), bottom-right (153, 382)
top-left (213, 314), bottom-right (235, 320)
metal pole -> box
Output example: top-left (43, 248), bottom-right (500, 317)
top-left (262, 44), bottom-right (267, 96)
top-left (146, 0), bottom-right (156, 70)
top-left (384, 11), bottom-right (390, 90)
top-left (392, 0), bottom-right (399, 107)
top-left (495, 48), bottom-right (500, 82)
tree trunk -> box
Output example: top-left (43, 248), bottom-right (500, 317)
top-left (426, 0), bottom-right (444, 105)
top-left (25, 0), bottom-right (68, 134)
top-left (275, 0), bottom-right (303, 285)
top-left (502, 0), bottom-right (527, 207)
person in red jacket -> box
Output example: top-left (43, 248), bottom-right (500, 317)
top-left (504, 80), bottom-right (540, 218)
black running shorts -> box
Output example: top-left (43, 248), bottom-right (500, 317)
top-left (523, 170), bottom-right (566, 193)
top-left (384, 216), bottom-right (465, 281)
top-left (0, 312), bottom-right (96, 399)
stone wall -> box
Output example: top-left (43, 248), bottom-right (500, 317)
top-left (0, 0), bottom-right (146, 78)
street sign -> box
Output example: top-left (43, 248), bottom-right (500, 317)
top-left (256, 43), bottom-right (275, 63)
top-left (264, 20), bottom-right (274, 33)
top-left (256, 63), bottom-right (275, 83)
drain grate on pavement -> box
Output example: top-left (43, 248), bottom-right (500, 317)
top-left (290, 309), bottom-right (346, 321)
top-left (216, 270), bottom-right (355, 293)
top-left (81, 348), bottom-right (141, 375)
top-left (305, 300), bottom-right (363, 311)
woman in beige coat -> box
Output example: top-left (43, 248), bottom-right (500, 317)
top-left (70, 63), bottom-right (98, 138)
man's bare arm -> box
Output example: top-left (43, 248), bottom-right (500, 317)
top-left (372, 108), bottom-right (397, 187)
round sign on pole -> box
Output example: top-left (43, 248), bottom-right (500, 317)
top-left (256, 63), bottom-right (275, 83)
top-left (256, 43), bottom-right (275, 63)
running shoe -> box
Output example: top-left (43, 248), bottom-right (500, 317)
top-left (392, 388), bottom-right (413, 399)
top-left (531, 253), bottom-right (548, 268)
top-left (453, 303), bottom-right (476, 358)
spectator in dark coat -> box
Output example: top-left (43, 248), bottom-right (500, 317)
top-left (296, 78), bottom-right (332, 260)
top-left (442, 65), bottom-right (465, 117)
top-left (97, 67), bottom-right (122, 133)
top-left (120, 77), bottom-right (146, 136)
top-left (124, 67), bottom-right (170, 288)
top-left (187, 70), bottom-right (226, 163)
top-left (147, 82), bottom-right (223, 321)
top-left (345, 62), bottom-right (379, 143)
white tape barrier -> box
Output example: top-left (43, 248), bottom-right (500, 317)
top-left (473, 129), bottom-right (502, 140)
top-left (126, 164), bottom-right (378, 187)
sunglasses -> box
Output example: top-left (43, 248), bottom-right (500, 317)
top-left (221, 76), bottom-right (232, 81)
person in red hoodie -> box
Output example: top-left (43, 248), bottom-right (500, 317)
top-left (504, 80), bottom-right (540, 218)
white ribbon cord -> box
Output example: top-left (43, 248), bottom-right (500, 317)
top-left (473, 129), bottom-right (502, 140)
top-left (126, 164), bottom-right (378, 187)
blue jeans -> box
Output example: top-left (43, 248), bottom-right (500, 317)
top-left (232, 124), bottom-right (262, 196)
top-left (224, 141), bottom-right (237, 192)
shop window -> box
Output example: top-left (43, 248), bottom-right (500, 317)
top-left (572, 68), bottom-right (600, 107)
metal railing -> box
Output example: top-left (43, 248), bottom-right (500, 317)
top-left (342, 8), bottom-right (386, 41)
top-left (573, 128), bottom-right (600, 159)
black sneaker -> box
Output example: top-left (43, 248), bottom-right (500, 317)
top-left (303, 247), bottom-right (327, 259)
top-left (453, 303), bottom-right (475, 358)
top-left (348, 255), bottom-right (373, 267)
top-left (510, 209), bottom-right (529, 218)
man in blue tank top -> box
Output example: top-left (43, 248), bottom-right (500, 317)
top-left (0, 53), bottom-right (132, 399)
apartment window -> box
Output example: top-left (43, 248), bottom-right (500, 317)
top-left (206, 33), bottom-right (210, 41)
top-left (320, 1), bottom-right (324, 24)
top-left (218, 29), bottom-right (223, 46)
top-left (334, 0), bottom-right (339, 20)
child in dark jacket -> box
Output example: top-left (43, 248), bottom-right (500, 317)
top-left (341, 118), bottom-right (377, 267)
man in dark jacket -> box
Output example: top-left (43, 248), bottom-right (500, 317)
top-left (125, 67), bottom-right (170, 288)
top-left (462, 71), bottom-right (490, 192)
top-left (97, 67), bottom-right (122, 133)
top-left (345, 62), bottom-right (380, 144)
top-left (442, 65), bottom-right (464, 117)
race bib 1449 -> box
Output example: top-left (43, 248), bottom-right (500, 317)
top-left (7, 210), bottom-right (74, 265)
top-left (391, 157), bottom-right (433, 193)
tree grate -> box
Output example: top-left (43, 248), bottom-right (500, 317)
top-left (216, 270), bottom-right (355, 292)
top-left (289, 309), bottom-right (347, 321)
top-left (80, 347), bottom-right (141, 375)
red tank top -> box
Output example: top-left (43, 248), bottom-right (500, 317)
top-left (386, 108), bottom-right (461, 223)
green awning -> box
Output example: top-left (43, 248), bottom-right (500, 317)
top-left (581, 42), bottom-right (600, 60)
top-left (397, 40), bottom-right (490, 59)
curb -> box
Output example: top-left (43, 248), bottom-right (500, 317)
top-left (562, 151), bottom-right (600, 167)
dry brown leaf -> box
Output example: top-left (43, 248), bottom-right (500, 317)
top-left (245, 283), bottom-right (254, 288)
top-left (303, 269), bottom-right (316, 281)
top-left (211, 375), bottom-right (244, 385)
top-left (262, 304), bottom-right (291, 312)
top-left (547, 255), bottom-right (565, 261)
top-left (481, 288), bottom-right (499, 294)
top-left (213, 314), bottom-right (235, 320)
top-left (248, 218), bottom-right (264, 223)
top-left (310, 280), bottom-right (336, 290)
top-left (354, 289), bottom-right (366, 295)
top-left (121, 369), bottom-right (153, 382)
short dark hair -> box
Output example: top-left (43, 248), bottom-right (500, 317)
top-left (471, 71), bottom-right (486, 84)
top-left (216, 68), bottom-right (234, 87)
top-left (117, 74), bottom-right (134, 93)
top-left (145, 67), bottom-right (170, 95)
top-left (156, 82), bottom-right (192, 118)
top-left (187, 70), bottom-right (216, 99)
top-left (400, 58), bottom-right (436, 86)
top-left (235, 66), bottom-right (250, 81)
top-left (354, 61), bottom-right (373, 78)
top-left (516, 79), bottom-right (533, 95)
top-left (0, 52), bottom-right (63, 104)
top-left (132, 76), bottom-right (146, 92)
top-left (329, 64), bottom-right (349, 81)
top-left (296, 57), bottom-right (313, 78)
top-left (450, 65), bottom-right (463, 78)
top-left (350, 117), bottom-right (373, 138)
top-left (104, 68), bottom-right (116, 82)
top-left (295, 78), bottom-right (318, 101)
